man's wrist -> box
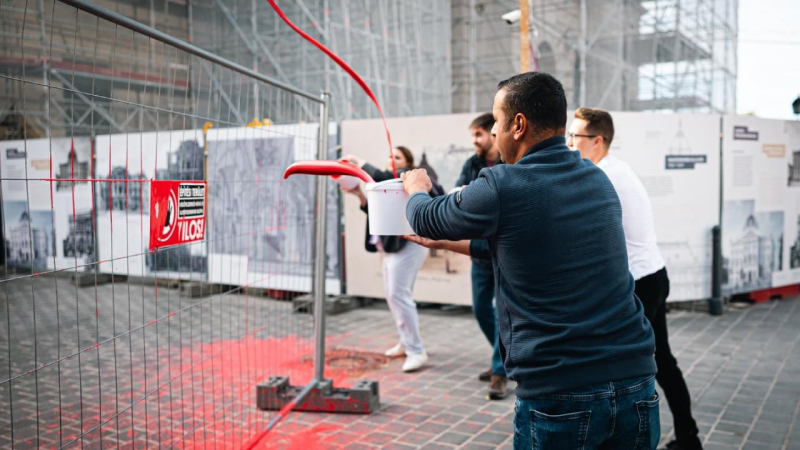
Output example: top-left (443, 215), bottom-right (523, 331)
top-left (409, 190), bottom-right (431, 199)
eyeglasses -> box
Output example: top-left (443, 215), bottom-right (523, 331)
top-left (567, 132), bottom-right (599, 140)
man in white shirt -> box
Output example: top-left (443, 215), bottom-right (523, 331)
top-left (568, 108), bottom-right (703, 450)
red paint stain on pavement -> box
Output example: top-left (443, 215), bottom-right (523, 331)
top-left (261, 424), bottom-right (341, 450)
top-left (25, 334), bottom-right (387, 449)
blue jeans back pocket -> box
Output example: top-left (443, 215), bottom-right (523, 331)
top-left (635, 393), bottom-right (661, 450)
top-left (530, 409), bottom-right (591, 450)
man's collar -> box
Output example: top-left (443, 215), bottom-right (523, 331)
top-left (523, 135), bottom-right (566, 158)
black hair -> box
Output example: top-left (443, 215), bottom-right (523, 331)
top-left (496, 72), bottom-right (567, 135)
top-left (470, 113), bottom-right (494, 132)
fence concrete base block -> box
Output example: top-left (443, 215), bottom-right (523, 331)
top-left (155, 278), bottom-right (182, 289)
top-left (71, 272), bottom-right (112, 287)
top-left (292, 295), bottom-right (370, 315)
top-left (668, 299), bottom-right (720, 314)
top-left (257, 377), bottom-right (379, 414)
top-left (180, 282), bottom-right (224, 298)
top-left (243, 287), bottom-right (270, 297)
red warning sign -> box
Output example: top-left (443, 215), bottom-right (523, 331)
top-left (149, 180), bottom-right (207, 250)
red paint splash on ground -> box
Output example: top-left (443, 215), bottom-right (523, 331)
top-left (261, 423), bottom-right (341, 450)
top-left (18, 334), bottom-right (385, 449)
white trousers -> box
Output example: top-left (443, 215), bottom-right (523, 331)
top-left (381, 242), bottom-right (428, 355)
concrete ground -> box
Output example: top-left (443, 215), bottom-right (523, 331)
top-left (283, 297), bottom-right (800, 450)
top-left (1, 273), bottom-right (799, 449)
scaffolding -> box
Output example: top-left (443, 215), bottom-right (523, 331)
top-left (0, 0), bottom-right (737, 136)
top-left (451, 0), bottom-right (738, 114)
top-left (190, 0), bottom-right (452, 121)
top-left (1, 0), bottom-right (196, 137)
top-left (0, 0), bottom-right (452, 137)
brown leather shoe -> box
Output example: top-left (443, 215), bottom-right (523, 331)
top-left (478, 368), bottom-right (492, 382)
top-left (487, 375), bottom-right (508, 400)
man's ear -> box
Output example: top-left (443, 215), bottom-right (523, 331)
top-left (514, 113), bottom-right (526, 140)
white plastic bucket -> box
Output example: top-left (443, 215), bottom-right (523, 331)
top-left (331, 174), bottom-right (360, 190)
top-left (366, 178), bottom-right (413, 236)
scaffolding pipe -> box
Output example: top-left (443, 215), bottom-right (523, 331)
top-left (519, 0), bottom-right (531, 73)
top-left (56, 0), bottom-right (323, 103)
top-left (469, 0), bottom-right (477, 112)
top-left (579, 0), bottom-right (587, 106)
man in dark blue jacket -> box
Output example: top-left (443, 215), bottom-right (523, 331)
top-left (401, 72), bottom-right (659, 450)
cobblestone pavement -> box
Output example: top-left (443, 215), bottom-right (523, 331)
top-left (288, 297), bottom-right (800, 450)
top-left (2, 273), bottom-right (799, 449)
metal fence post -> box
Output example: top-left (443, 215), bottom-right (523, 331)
top-left (709, 225), bottom-right (723, 315)
top-left (312, 92), bottom-right (331, 382)
top-left (256, 91), bottom-right (377, 422)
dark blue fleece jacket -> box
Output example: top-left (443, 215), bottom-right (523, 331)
top-left (406, 136), bottom-right (656, 398)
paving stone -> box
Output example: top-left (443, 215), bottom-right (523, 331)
top-left (705, 444), bottom-right (740, 450)
top-left (465, 412), bottom-right (496, 424)
top-left (746, 431), bottom-right (787, 446)
top-left (415, 422), bottom-right (449, 435)
top-left (395, 432), bottom-right (435, 446)
top-left (434, 432), bottom-right (470, 445)
top-left (348, 443), bottom-right (378, 450)
top-left (429, 413), bottom-right (463, 425)
top-left (471, 431), bottom-right (509, 445)
top-left (381, 444), bottom-right (416, 450)
top-left (742, 442), bottom-right (783, 450)
top-left (714, 421), bottom-right (751, 435)
top-left (461, 443), bottom-right (496, 450)
top-left (707, 431), bottom-right (745, 446)
top-left (452, 421), bottom-right (487, 434)
top-left (418, 443), bottom-right (455, 450)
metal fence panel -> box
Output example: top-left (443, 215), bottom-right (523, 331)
top-left (0, 0), bottom-right (331, 447)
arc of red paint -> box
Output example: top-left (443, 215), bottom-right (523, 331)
top-left (265, 0), bottom-right (396, 178)
top-left (283, 160), bottom-right (374, 183)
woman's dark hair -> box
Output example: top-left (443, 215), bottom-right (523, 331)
top-left (395, 146), bottom-right (415, 169)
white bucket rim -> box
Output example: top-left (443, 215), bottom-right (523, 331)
top-left (366, 178), bottom-right (405, 191)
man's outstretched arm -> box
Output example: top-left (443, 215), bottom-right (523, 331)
top-left (402, 169), bottom-right (500, 242)
top-left (402, 235), bottom-right (491, 261)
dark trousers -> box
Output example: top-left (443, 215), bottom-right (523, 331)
top-left (471, 263), bottom-right (506, 376)
top-left (635, 267), bottom-right (699, 443)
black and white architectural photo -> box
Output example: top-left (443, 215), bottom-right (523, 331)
top-left (3, 201), bottom-right (54, 268)
top-left (722, 199), bottom-right (784, 294)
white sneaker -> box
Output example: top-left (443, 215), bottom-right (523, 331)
top-left (384, 342), bottom-right (405, 357)
top-left (402, 351), bottom-right (428, 372)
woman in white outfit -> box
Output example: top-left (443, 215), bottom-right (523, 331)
top-left (343, 147), bottom-right (441, 372)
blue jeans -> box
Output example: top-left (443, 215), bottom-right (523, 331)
top-left (471, 263), bottom-right (506, 376)
top-left (514, 375), bottom-right (660, 450)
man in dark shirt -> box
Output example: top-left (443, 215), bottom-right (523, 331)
top-left (401, 72), bottom-right (659, 450)
top-left (455, 113), bottom-right (502, 186)
top-left (457, 113), bottom-right (508, 400)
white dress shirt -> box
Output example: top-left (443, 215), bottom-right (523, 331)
top-left (596, 154), bottom-right (665, 281)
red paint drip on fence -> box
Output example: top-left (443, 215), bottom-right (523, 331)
top-left (49, 147), bottom-right (54, 209)
top-left (107, 140), bottom-right (113, 231)
top-left (71, 138), bottom-right (77, 243)
top-left (89, 139), bottom-right (96, 231)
